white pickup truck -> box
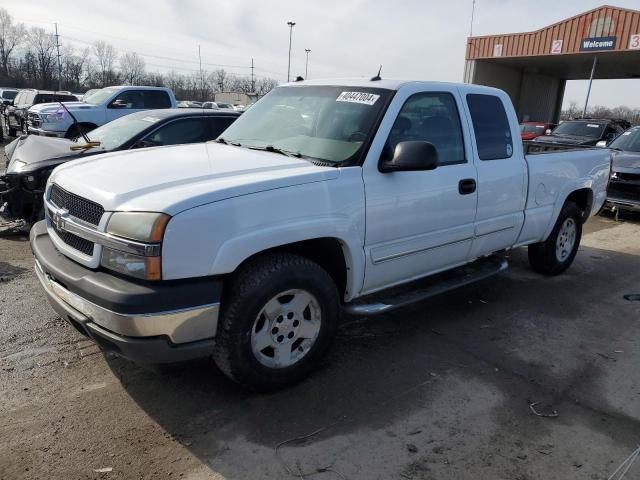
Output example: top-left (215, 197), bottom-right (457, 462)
top-left (27, 86), bottom-right (177, 138)
top-left (31, 79), bottom-right (611, 390)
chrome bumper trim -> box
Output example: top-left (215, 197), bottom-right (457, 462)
top-left (35, 260), bottom-right (219, 344)
top-left (45, 199), bottom-right (161, 257)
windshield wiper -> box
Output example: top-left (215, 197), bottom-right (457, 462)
top-left (216, 137), bottom-right (242, 146)
top-left (247, 145), bottom-right (302, 158)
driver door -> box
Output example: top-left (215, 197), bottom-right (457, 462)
top-left (106, 90), bottom-right (146, 122)
top-left (362, 87), bottom-right (478, 293)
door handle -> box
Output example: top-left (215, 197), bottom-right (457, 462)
top-left (458, 178), bottom-right (476, 195)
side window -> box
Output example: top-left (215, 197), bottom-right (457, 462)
top-left (386, 92), bottom-right (465, 166)
top-left (209, 116), bottom-right (237, 139)
top-left (25, 91), bottom-right (36, 105)
top-left (144, 118), bottom-right (208, 146)
top-left (143, 91), bottom-right (172, 109)
top-left (466, 94), bottom-right (513, 160)
top-left (110, 90), bottom-right (145, 109)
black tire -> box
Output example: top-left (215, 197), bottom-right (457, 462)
top-left (213, 253), bottom-right (340, 391)
top-left (528, 201), bottom-right (582, 276)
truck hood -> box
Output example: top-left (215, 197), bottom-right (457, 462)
top-left (30, 101), bottom-right (95, 113)
top-left (5, 134), bottom-right (99, 174)
top-left (611, 150), bottom-right (640, 171)
top-left (50, 143), bottom-right (340, 215)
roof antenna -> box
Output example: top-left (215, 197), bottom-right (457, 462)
top-left (295, 76), bottom-right (304, 82)
top-left (370, 65), bottom-right (382, 81)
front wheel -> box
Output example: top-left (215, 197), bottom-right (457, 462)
top-left (528, 202), bottom-right (582, 275)
top-left (213, 253), bottom-right (339, 391)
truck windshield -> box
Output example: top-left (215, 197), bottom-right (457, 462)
top-left (552, 121), bottom-right (605, 138)
top-left (609, 128), bottom-right (640, 152)
top-left (220, 86), bottom-right (393, 164)
top-left (83, 87), bottom-right (119, 105)
top-left (84, 112), bottom-right (162, 150)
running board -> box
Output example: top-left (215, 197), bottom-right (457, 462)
top-left (344, 256), bottom-right (508, 316)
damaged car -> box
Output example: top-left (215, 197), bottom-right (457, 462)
top-left (1, 108), bottom-right (240, 227)
top-left (606, 126), bottom-right (640, 213)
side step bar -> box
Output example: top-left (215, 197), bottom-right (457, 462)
top-left (344, 256), bottom-right (508, 316)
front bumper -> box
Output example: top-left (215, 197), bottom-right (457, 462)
top-left (606, 198), bottom-right (640, 212)
top-left (28, 127), bottom-right (66, 138)
top-left (30, 221), bottom-right (221, 364)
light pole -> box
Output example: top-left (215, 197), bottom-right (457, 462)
top-left (287, 21), bottom-right (296, 82)
top-left (304, 49), bottom-right (311, 79)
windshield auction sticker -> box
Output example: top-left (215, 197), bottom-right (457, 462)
top-left (336, 91), bottom-right (380, 105)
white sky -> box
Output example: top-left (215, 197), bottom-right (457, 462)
top-left (4, 0), bottom-right (640, 108)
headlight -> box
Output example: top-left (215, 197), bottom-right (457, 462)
top-left (100, 212), bottom-right (170, 281)
top-left (106, 211), bottom-right (170, 243)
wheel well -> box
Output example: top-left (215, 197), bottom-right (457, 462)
top-left (565, 188), bottom-right (593, 223)
top-left (236, 238), bottom-right (348, 299)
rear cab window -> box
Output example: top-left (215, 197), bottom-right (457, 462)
top-left (466, 94), bottom-right (513, 160)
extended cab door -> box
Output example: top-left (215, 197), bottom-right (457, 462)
top-left (463, 91), bottom-right (526, 258)
top-left (362, 86), bottom-right (478, 294)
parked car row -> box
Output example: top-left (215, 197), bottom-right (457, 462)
top-left (177, 100), bottom-right (244, 111)
top-left (1, 108), bottom-right (240, 224)
top-left (519, 117), bottom-right (639, 213)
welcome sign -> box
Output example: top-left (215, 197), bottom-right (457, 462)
top-left (580, 36), bottom-right (617, 51)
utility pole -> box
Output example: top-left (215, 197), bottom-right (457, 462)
top-left (304, 49), bottom-right (311, 79)
top-left (582, 56), bottom-right (598, 118)
top-left (54, 23), bottom-right (62, 91)
top-left (287, 21), bottom-right (296, 82)
top-left (251, 58), bottom-right (255, 92)
top-left (198, 44), bottom-right (204, 100)
top-left (469, 0), bottom-right (477, 37)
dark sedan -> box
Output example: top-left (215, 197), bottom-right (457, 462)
top-left (0, 108), bottom-right (240, 226)
top-left (606, 126), bottom-right (640, 213)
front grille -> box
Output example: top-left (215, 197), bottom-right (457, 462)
top-left (609, 175), bottom-right (640, 203)
top-left (51, 221), bottom-right (94, 256)
top-left (50, 184), bottom-right (104, 226)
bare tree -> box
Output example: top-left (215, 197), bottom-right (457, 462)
top-left (212, 69), bottom-right (228, 92)
top-left (120, 52), bottom-right (146, 85)
top-left (255, 77), bottom-right (278, 96)
top-left (0, 8), bottom-right (25, 80)
top-left (28, 27), bottom-right (56, 89)
top-left (93, 40), bottom-right (117, 87)
top-left (62, 46), bottom-right (90, 91)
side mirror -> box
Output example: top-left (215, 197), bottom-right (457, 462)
top-left (380, 141), bottom-right (438, 173)
top-left (545, 129), bottom-right (552, 135)
top-left (596, 140), bottom-right (608, 148)
top-left (109, 99), bottom-right (128, 109)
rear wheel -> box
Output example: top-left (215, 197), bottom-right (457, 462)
top-left (213, 253), bottom-right (339, 391)
top-left (528, 202), bottom-right (582, 275)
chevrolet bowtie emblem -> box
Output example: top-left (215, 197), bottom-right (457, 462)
top-left (53, 208), bottom-right (69, 231)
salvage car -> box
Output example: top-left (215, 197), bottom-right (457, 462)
top-left (0, 87), bottom-right (18, 114)
top-left (30, 79), bottom-right (611, 390)
top-left (533, 118), bottom-right (628, 146)
top-left (27, 86), bottom-right (177, 138)
top-left (606, 126), bottom-right (640, 213)
top-left (1, 109), bottom-right (240, 225)
top-left (519, 121), bottom-right (556, 140)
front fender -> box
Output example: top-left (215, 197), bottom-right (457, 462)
top-left (161, 168), bottom-right (366, 300)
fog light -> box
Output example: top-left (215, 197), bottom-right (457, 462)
top-left (100, 247), bottom-right (162, 280)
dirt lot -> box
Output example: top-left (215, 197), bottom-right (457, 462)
top-left (1, 135), bottom-right (639, 479)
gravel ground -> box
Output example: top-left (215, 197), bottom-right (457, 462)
top-left (1, 134), bottom-right (639, 479)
